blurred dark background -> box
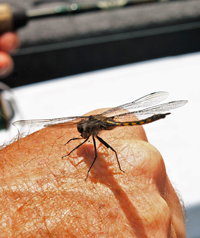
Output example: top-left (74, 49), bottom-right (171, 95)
top-left (2, 0), bottom-right (200, 88)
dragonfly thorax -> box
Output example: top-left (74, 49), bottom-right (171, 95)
top-left (77, 115), bottom-right (113, 138)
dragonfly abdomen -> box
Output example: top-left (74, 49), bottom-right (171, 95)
top-left (110, 113), bottom-right (171, 126)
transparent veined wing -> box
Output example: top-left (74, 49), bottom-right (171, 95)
top-left (113, 100), bottom-right (188, 121)
top-left (100, 91), bottom-right (169, 117)
top-left (12, 116), bottom-right (89, 128)
top-left (13, 91), bottom-right (169, 128)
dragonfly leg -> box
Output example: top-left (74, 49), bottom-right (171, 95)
top-left (96, 135), bottom-right (125, 173)
top-left (62, 137), bottom-right (90, 159)
top-left (85, 135), bottom-right (98, 181)
top-left (64, 137), bottom-right (82, 145)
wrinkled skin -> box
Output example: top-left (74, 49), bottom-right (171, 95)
top-left (0, 108), bottom-right (185, 237)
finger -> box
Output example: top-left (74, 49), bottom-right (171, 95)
top-left (0, 51), bottom-right (14, 77)
top-left (79, 108), bottom-right (186, 236)
top-left (0, 32), bottom-right (19, 53)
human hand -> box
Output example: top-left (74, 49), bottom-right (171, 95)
top-left (0, 108), bottom-right (186, 237)
top-left (0, 32), bottom-right (19, 77)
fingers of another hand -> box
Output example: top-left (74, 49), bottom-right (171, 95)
top-left (0, 32), bottom-right (19, 53)
top-left (0, 32), bottom-right (19, 77)
top-left (0, 52), bottom-right (13, 77)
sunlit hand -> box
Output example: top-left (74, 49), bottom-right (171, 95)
top-left (0, 108), bottom-right (186, 237)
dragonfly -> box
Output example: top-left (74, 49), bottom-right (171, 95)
top-left (13, 91), bottom-right (188, 180)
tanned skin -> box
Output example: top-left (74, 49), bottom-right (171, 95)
top-left (0, 108), bottom-right (186, 237)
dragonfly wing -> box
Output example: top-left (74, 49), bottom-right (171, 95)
top-left (13, 116), bottom-right (88, 128)
top-left (113, 100), bottom-right (188, 121)
top-left (133, 100), bottom-right (188, 115)
top-left (100, 91), bottom-right (169, 117)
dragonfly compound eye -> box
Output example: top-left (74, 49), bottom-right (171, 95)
top-left (77, 123), bottom-right (83, 134)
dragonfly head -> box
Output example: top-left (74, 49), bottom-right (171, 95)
top-left (77, 119), bottom-right (90, 138)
